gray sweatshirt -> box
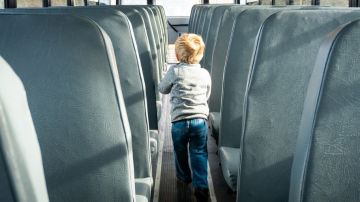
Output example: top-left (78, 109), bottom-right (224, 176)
top-left (158, 63), bottom-right (211, 122)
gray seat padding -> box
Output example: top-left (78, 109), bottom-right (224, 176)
top-left (0, 57), bottom-right (49, 202)
top-left (114, 7), bottom-right (158, 130)
top-left (150, 6), bottom-right (166, 67)
top-left (202, 5), bottom-right (233, 70)
top-left (191, 5), bottom-right (201, 33)
top-left (208, 6), bottom-right (247, 113)
top-left (290, 19), bottom-right (360, 202)
top-left (0, 13), bottom-right (135, 201)
top-left (209, 112), bottom-right (220, 140)
top-left (219, 147), bottom-right (240, 191)
top-left (218, 8), bottom-right (281, 191)
top-left (200, 6), bottom-right (216, 44)
top-left (188, 5), bottom-right (198, 32)
top-left (115, 7), bottom-right (158, 130)
top-left (142, 7), bottom-right (163, 78)
top-left (136, 195), bottom-right (148, 202)
top-left (238, 10), bottom-right (360, 202)
top-left (4, 7), bottom-right (153, 184)
top-left (118, 6), bottom-right (161, 101)
top-left (195, 6), bottom-right (211, 35)
top-left (135, 177), bottom-right (153, 201)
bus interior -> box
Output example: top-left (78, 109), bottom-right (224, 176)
top-left (0, 0), bottom-right (360, 202)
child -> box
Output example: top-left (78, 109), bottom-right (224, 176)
top-left (158, 33), bottom-right (211, 201)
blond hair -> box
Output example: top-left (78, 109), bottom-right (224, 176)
top-left (175, 33), bottom-right (205, 64)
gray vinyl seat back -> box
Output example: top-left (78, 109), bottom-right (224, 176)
top-left (0, 57), bottom-right (49, 202)
top-left (238, 10), bottom-right (360, 202)
top-left (114, 6), bottom-right (158, 130)
top-left (142, 7), bottom-right (163, 83)
top-left (191, 5), bottom-right (202, 33)
top-left (116, 6), bottom-right (161, 100)
top-left (194, 6), bottom-right (211, 35)
top-left (156, 6), bottom-right (167, 61)
top-left (202, 5), bottom-right (234, 73)
top-left (219, 8), bottom-right (281, 149)
top-left (189, 5), bottom-right (199, 32)
top-left (194, 5), bottom-right (209, 34)
top-left (289, 19), bottom-right (360, 202)
top-left (149, 6), bottom-right (166, 70)
top-left (200, 6), bottom-right (216, 43)
top-left (0, 13), bottom-right (136, 202)
top-left (25, 6), bottom-right (152, 180)
top-left (208, 6), bottom-right (247, 112)
top-left (125, 5), bottom-right (166, 82)
top-left (151, 6), bottom-right (166, 60)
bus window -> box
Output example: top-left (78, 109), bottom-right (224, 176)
top-left (209, 0), bottom-right (234, 3)
top-left (321, 0), bottom-right (348, 6)
top-left (87, 0), bottom-right (99, 5)
top-left (122, 0), bottom-right (147, 5)
top-left (51, 0), bottom-right (67, 6)
top-left (259, 0), bottom-right (272, 5)
top-left (75, 0), bottom-right (85, 6)
top-left (300, 0), bottom-right (313, 5)
top-left (17, 0), bottom-right (42, 7)
top-left (275, 0), bottom-right (286, 5)
top-left (156, 0), bottom-right (202, 16)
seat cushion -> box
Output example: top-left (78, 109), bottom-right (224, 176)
top-left (219, 146), bottom-right (240, 191)
top-left (150, 130), bottom-right (159, 159)
top-left (209, 112), bottom-right (220, 140)
top-left (136, 195), bottom-right (148, 202)
top-left (156, 101), bottom-right (162, 121)
top-left (135, 177), bottom-right (153, 201)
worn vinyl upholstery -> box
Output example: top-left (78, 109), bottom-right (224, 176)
top-left (114, 7), bottom-right (158, 130)
top-left (200, 6), bottom-right (216, 47)
top-left (208, 6), bottom-right (247, 140)
top-left (0, 14), bottom-right (136, 202)
top-left (290, 20), bottom-right (360, 202)
top-left (218, 8), bottom-right (281, 191)
top-left (238, 10), bottom-right (360, 202)
top-left (3, 7), bottom-right (153, 185)
top-left (202, 5), bottom-right (233, 71)
top-left (0, 57), bottom-right (49, 202)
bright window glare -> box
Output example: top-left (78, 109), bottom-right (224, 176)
top-left (122, 0), bottom-right (147, 4)
top-left (156, 0), bottom-right (201, 16)
top-left (51, 0), bottom-right (67, 6)
top-left (210, 0), bottom-right (233, 3)
top-left (321, 0), bottom-right (348, 6)
top-left (17, 0), bottom-right (42, 7)
top-left (0, 0), bottom-right (3, 8)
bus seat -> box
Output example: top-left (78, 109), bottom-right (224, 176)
top-left (0, 57), bottom-right (49, 202)
top-left (218, 8), bottom-right (282, 191)
top-left (209, 112), bottom-right (220, 140)
top-left (202, 5), bottom-right (233, 72)
top-left (135, 177), bottom-right (153, 201)
top-left (290, 19), bottom-right (360, 202)
top-left (208, 6), bottom-right (247, 141)
top-left (218, 147), bottom-right (240, 191)
top-left (199, 6), bottom-right (216, 52)
top-left (114, 6), bottom-right (159, 130)
top-left (0, 13), bottom-right (136, 202)
top-left (238, 10), bottom-right (360, 202)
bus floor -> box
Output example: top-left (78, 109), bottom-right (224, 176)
top-left (152, 94), bottom-right (236, 202)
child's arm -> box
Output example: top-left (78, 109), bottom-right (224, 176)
top-left (158, 67), bottom-right (174, 94)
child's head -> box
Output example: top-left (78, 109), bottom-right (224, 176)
top-left (175, 33), bottom-right (205, 64)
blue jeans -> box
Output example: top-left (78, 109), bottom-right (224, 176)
top-left (171, 118), bottom-right (208, 189)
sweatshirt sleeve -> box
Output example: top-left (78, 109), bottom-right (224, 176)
top-left (205, 70), bottom-right (211, 100)
top-left (158, 66), bottom-right (174, 94)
